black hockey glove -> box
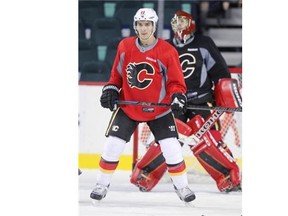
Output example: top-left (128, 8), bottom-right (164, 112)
top-left (100, 84), bottom-right (120, 111)
top-left (171, 93), bottom-right (187, 116)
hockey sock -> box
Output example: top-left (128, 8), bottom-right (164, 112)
top-left (96, 136), bottom-right (126, 186)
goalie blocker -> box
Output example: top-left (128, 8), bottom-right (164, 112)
top-left (130, 78), bottom-right (242, 192)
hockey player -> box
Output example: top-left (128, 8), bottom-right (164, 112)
top-left (130, 10), bottom-right (241, 193)
top-left (90, 8), bottom-right (196, 203)
top-left (168, 10), bottom-right (232, 129)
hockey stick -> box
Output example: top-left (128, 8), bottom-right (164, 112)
top-left (115, 100), bottom-right (242, 112)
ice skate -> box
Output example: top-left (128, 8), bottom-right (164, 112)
top-left (90, 184), bottom-right (109, 201)
top-left (174, 185), bottom-right (196, 202)
top-left (229, 184), bottom-right (242, 192)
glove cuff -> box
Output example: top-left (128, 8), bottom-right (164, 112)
top-left (102, 84), bottom-right (120, 92)
top-left (172, 93), bottom-right (187, 101)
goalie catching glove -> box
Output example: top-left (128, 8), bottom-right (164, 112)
top-left (100, 84), bottom-right (120, 111)
top-left (171, 93), bottom-right (187, 115)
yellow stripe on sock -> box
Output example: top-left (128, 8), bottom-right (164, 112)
top-left (168, 169), bottom-right (187, 176)
top-left (78, 154), bottom-right (133, 170)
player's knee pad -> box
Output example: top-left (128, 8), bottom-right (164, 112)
top-left (130, 141), bottom-right (167, 192)
top-left (158, 137), bottom-right (183, 164)
top-left (102, 136), bottom-right (126, 162)
top-left (188, 115), bottom-right (241, 192)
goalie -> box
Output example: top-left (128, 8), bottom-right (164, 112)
top-left (130, 10), bottom-right (242, 193)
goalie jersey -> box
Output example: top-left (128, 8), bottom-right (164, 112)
top-left (107, 36), bottom-right (186, 121)
top-left (166, 35), bottom-right (231, 104)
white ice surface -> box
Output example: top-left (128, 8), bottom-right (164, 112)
top-left (79, 169), bottom-right (242, 216)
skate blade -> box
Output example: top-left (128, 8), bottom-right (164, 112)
top-left (91, 199), bottom-right (102, 206)
top-left (184, 202), bottom-right (195, 207)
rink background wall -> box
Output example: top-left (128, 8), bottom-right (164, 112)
top-left (78, 84), bottom-right (242, 172)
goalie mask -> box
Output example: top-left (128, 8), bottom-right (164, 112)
top-left (171, 10), bottom-right (196, 43)
top-left (134, 8), bottom-right (158, 37)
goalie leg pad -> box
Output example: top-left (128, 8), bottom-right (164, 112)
top-left (210, 129), bottom-right (234, 157)
top-left (130, 142), bottom-right (167, 192)
top-left (175, 118), bottom-right (193, 136)
top-left (188, 115), bottom-right (241, 192)
top-left (194, 143), bottom-right (241, 192)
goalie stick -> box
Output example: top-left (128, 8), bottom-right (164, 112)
top-left (188, 110), bottom-right (223, 144)
top-left (115, 100), bottom-right (242, 112)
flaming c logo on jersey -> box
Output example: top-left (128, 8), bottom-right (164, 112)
top-left (126, 62), bottom-right (154, 89)
top-left (179, 53), bottom-right (196, 79)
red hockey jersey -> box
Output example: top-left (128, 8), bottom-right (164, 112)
top-left (107, 36), bottom-right (186, 121)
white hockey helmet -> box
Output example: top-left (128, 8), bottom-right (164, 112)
top-left (133, 8), bottom-right (158, 35)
